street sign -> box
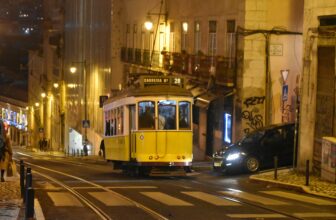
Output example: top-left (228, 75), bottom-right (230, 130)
top-left (82, 120), bottom-right (90, 128)
top-left (282, 85), bottom-right (288, 101)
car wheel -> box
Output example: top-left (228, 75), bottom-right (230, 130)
top-left (245, 156), bottom-right (260, 172)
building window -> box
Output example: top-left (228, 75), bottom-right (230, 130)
top-left (194, 21), bottom-right (201, 54)
top-left (181, 22), bottom-right (188, 52)
top-left (133, 24), bottom-right (137, 48)
top-left (141, 25), bottom-right (145, 50)
top-left (170, 22), bottom-right (175, 52)
top-left (208, 20), bottom-right (217, 56)
top-left (159, 23), bottom-right (166, 67)
top-left (227, 20), bottom-right (235, 33)
top-left (126, 24), bottom-right (130, 48)
top-left (226, 20), bottom-right (236, 67)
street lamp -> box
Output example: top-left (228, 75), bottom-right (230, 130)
top-left (70, 60), bottom-right (89, 156)
top-left (143, 0), bottom-right (168, 69)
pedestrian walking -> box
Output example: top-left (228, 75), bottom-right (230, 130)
top-left (0, 121), bottom-right (13, 182)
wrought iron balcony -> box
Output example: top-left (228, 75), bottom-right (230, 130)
top-left (120, 47), bottom-right (235, 86)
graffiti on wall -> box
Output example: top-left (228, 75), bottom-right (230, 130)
top-left (242, 96), bottom-right (265, 134)
top-left (243, 96), bottom-right (265, 108)
top-left (282, 104), bottom-right (292, 123)
top-left (242, 108), bottom-right (263, 134)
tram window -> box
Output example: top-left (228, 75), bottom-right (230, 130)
top-left (105, 111), bottom-right (110, 136)
top-left (138, 101), bottom-right (155, 130)
top-left (111, 109), bottom-right (116, 136)
top-left (179, 101), bottom-right (191, 129)
top-left (118, 107), bottom-right (123, 134)
top-left (158, 100), bottom-right (176, 130)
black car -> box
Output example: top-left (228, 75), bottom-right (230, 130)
top-left (213, 123), bottom-right (295, 173)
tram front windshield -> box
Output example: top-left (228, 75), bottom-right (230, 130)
top-left (138, 100), bottom-right (191, 130)
top-left (158, 100), bottom-right (176, 130)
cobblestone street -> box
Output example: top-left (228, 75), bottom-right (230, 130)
top-left (0, 176), bottom-right (21, 220)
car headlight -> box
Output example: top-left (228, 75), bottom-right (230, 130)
top-left (226, 153), bottom-right (240, 161)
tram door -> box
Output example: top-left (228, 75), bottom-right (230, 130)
top-left (129, 105), bottom-right (136, 159)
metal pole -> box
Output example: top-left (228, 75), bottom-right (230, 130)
top-left (25, 187), bottom-right (35, 220)
top-left (305, 160), bottom-right (310, 186)
top-left (274, 156), bottom-right (278, 180)
top-left (83, 60), bottom-right (88, 156)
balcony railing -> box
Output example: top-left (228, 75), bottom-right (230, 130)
top-left (120, 47), bottom-right (236, 86)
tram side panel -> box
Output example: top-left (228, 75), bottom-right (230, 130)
top-left (134, 131), bottom-right (192, 165)
top-left (104, 136), bottom-right (130, 161)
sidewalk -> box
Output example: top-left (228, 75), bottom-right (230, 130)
top-left (0, 174), bottom-right (21, 220)
top-left (250, 168), bottom-right (336, 200)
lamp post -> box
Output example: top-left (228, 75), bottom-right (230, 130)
top-left (70, 59), bottom-right (88, 156)
top-left (144, 0), bottom-right (168, 69)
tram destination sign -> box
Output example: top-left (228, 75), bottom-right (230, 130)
top-left (142, 76), bottom-right (184, 88)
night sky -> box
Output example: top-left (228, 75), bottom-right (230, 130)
top-left (0, 0), bottom-right (43, 101)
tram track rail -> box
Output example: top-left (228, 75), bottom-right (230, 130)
top-left (18, 159), bottom-right (168, 220)
top-left (15, 151), bottom-right (306, 219)
top-left (167, 177), bottom-right (305, 220)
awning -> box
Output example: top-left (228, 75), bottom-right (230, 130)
top-left (194, 92), bottom-right (218, 108)
top-left (185, 80), bottom-right (235, 109)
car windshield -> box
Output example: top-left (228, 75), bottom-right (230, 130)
top-left (239, 130), bottom-right (264, 146)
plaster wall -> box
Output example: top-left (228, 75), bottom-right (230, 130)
top-left (299, 0), bottom-right (336, 171)
top-left (239, 0), bottom-right (303, 137)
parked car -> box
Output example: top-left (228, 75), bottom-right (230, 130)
top-left (213, 123), bottom-right (295, 173)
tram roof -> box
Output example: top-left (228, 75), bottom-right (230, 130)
top-left (104, 85), bottom-right (193, 105)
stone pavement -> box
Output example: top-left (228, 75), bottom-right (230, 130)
top-left (0, 174), bottom-right (21, 220)
top-left (250, 168), bottom-right (336, 200)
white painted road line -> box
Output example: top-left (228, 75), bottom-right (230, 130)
top-left (293, 212), bottom-right (336, 218)
top-left (141, 192), bottom-right (193, 206)
top-left (89, 192), bottom-right (134, 206)
top-left (47, 192), bottom-right (83, 207)
top-left (220, 191), bottom-right (288, 205)
top-left (261, 191), bottom-right (336, 205)
top-left (108, 186), bottom-right (158, 189)
top-left (226, 213), bottom-right (285, 218)
top-left (34, 199), bottom-right (45, 220)
top-left (182, 191), bottom-right (241, 206)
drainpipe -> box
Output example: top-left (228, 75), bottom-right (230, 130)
top-left (264, 34), bottom-right (271, 126)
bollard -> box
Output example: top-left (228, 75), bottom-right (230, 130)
top-left (274, 156), bottom-right (278, 180)
top-left (77, 149), bottom-right (79, 157)
top-left (81, 150), bottom-right (83, 157)
top-left (25, 173), bottom-right (32, 192)
top-left (24, 168), bottom-right (32, 203)
top-left (20, 160), bottom-right (25, 199)
top-left (305, 160), bottom-right (310, 186)
top-left (25, 187), bottom-right (35, 220)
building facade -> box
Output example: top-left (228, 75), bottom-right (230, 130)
top-left (116, 0), bottom-right (303, 159)
top-left (29, 0), bottom-right (306, 162)
top-left (0, 96), bottom-right (28, 146)
top-left (299, 0), bottom-right (336, 173)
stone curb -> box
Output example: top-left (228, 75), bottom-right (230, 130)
top-left (249, 175), bottom-right (336, 200)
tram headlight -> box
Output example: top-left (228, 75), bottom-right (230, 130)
top-left (149, 156), bottom-right (153, 160)
top-left (177, 156), bottom-right (181, 160)
top-left (182, 156), bottom-right (185, 159)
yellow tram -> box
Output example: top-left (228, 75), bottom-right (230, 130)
top-left (102, 76), bottom-right (193, 175)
